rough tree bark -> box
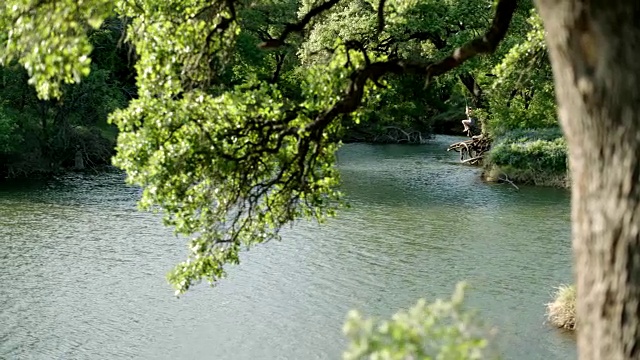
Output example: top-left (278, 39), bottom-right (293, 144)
top-left (535, 1), bottom-right (640, 359)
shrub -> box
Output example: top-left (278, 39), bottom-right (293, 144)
top-left (487, 128), bottom-right (568, 186)
top-left (343, 283), bottom-right (496, 360)
top-left (546, 284), bottom-right (576, 330)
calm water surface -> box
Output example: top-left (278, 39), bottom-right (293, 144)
top-left (0, 135), bottom-right (575, 359)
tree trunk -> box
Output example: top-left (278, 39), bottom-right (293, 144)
top-left (535, 1), bottom-right (640, 359)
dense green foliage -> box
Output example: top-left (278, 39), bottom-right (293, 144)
top-left (477, 11), bottom-right (567, 186)
top-left (343, 283), bottom-right (494, 360)
top-left (0, 0), bottom-right (552, 292)
top-left (297, 0), bottom-right (514, 141)
top-left (489, 128), bottom-right (567, 183)
top-left (1, 0), bottom-right (568, 356)
top-left (0, 18), bottom-right (132, 178)
top-left (0, 0), bottom-right (114, 99)
top-left (481, 11), bottom-right (557, 137)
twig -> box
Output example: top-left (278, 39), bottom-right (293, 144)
top-left (461, 155), bottom-right (483, 164)
top-left (499, 174), bottom-right (519, 190)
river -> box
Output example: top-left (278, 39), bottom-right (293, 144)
top-left (0, 135), bottom-right (575, 359)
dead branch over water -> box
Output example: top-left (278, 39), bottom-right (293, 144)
top-left (447, 135), bottom-right (491, 165)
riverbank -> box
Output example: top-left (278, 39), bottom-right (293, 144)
top-left (482, 164), bottom-right (569, 188)
top-left (0, 126), bottom-right (117, 181)
top-left (480, 128), bottom-right (569, 188)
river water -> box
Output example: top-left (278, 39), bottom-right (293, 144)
top-left (0, 135), bottom-right (575, 359)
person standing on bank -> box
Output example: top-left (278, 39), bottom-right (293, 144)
top-left (461, 106), bottom-right (476, 137)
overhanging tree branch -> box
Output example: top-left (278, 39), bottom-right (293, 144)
top-left (422, 0), bottom-right (517, 82)
top-left (165, 0), bottom-right (518, 292)
top-left (307, 0), bottom-right (518, 132)
top-left (259, 0), bottom-right (343, 49)
top-left (220, 0), bottom-right (517, 160)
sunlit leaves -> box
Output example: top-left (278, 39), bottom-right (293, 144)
top-left (2, 0), bottom-right (554, 297)
top-left (110, 80), bottom-right (346, 293)
top-left (299, 0), bottom-right (377, 65)
top-left (483, 10), bottom-right (556, 136)
top-left (0, 0), bottom-right (113, 99)
top-left (492, 10), bottom-right (545, 85)
top-left (343, 283), bottom-right (495, 360)
top-left (116, 1), bottom-right (240, 98)
top-left (105, 0), bottom-right (363, 294)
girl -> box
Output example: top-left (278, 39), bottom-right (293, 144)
top-left (461, 106), bottom-right (476, 136)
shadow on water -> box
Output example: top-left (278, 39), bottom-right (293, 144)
top-left (0, 135), bottom-right (575, 360)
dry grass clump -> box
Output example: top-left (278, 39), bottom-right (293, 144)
top-left (546, 284), bottom-right (576, 330)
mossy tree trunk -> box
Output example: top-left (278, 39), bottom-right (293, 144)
top-left (536, 0), bottom-right (640, 359)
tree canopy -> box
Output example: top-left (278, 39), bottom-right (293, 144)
top-left (0, 16), bottom-right (131, 177)
top-left (5, 1), bottom-right (640, 359)
top-left (0, 0), bottom-right (538, 294)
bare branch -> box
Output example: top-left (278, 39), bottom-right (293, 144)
top-left (377, 0), bottom-right (386, 35)
top-left (270, 53), bottom-right (287, 83)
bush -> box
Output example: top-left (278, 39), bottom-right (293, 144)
top-left (494, 127), bottom-right (565, 143)
top-left (343, 283), bottom-right (496, 360)
top-left (546, 284), bottom-right (576, 330)
top-left (486, 128), bottom-right (568, 186)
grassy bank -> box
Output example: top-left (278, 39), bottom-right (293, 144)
top-left (546, 284), bottom-right (576, 330)
top-left (483, 128), bottom-right (569, 188)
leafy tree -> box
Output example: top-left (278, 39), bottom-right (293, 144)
top-left (343, 283), bottom-right (493, 360)
top-left (473, 11), bottom-right (565, 186)
top-left (0, 0), bottom-right (507, 295)
top-left (298, 0), bottom-right (535, 140)
top-left (0, 15), bottom-right (130, 178)
top-left (223, 0), bottom-right (301, 90)
top-left (482, 10), bottom-right (557, 136)
top-left (3, 0), bottom-right (640, 359)
top-left (0, 0), bottom-right (113, 99)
